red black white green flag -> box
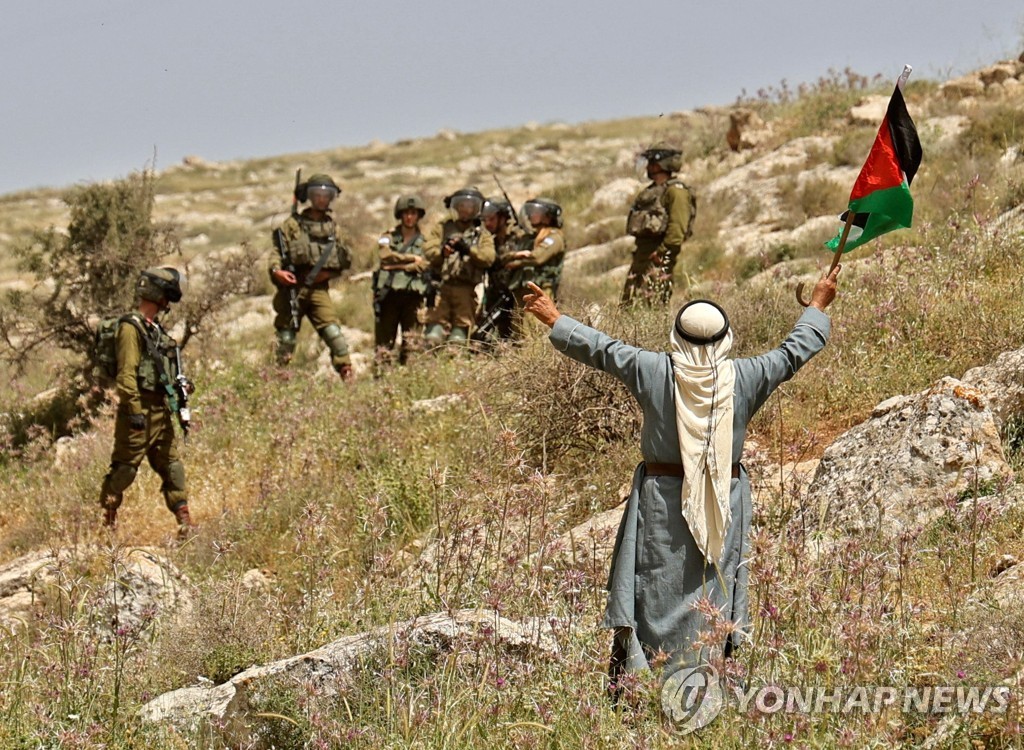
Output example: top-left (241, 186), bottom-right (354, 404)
top-left (826, 65), bottom-right (923, 252)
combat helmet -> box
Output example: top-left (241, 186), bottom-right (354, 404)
top-left (641, 142), bottom-right (683, 174)
top-left (393, 194), bottom-right (426, 219)
top-left (480, 198), bottom-right (514, 221)
top-left (522, 197), bottom-right (563, 229)
top-left (137, 266), bottom-right (184, 304)
top-left (443, 186), bottom-right (485, 217)
top-left (295, 173), bottom-right (341, 203)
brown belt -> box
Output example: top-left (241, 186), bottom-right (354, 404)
top-left (645, 462), bottom-right (742, 479)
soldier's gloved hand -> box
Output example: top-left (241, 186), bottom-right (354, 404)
top-left (412, 257), bottom-right (429, 272)
top-left (183, 378), bottom-right (196, 395)
top-left (128, 414), bottom-right (146, 431)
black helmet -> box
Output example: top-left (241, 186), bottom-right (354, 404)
top-left (443, 186), bottom-right (485, 217)
top-left (138, 266), bottom-right (183, 304)
top-left (295, 173), bottom-right (341, 203)
top-left (481, 198), bottom-right (513, 221)
top-left (393, 194), bottom-right (426, 219)
top-left (522, 197), bottom-right (563, 229)
top-left (641, 142), bottom-right (683, 174)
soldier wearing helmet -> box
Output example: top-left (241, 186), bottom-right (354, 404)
top-left (622, 142), bottom-right (696, 306)
top-left (422, 186), bottom-right (496, 346)
top-left (99, 266), bottom-right (197, 540)
top-left (478, 197), bottom-right (522, 341)
top-left (372, 194), bottom-right (430, 370)
top-left (269, 172), bottom-right (355, 379)
top-left (502, 197), bottom-right (566, 337)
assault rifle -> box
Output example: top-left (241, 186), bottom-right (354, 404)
top-left (492, 174), bottom-right (522, 228)
top-left (173, 347), bottom-right (193, 443)
top-left (471, 288), bottom-right (514, 344)
top-left (272, 169), bottom-right (302, 330)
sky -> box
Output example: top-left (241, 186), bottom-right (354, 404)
top-left (1, 1), bottom-right (1022, 196)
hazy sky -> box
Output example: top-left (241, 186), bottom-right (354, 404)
top-left (2, 1), bottom-right (1021, 196)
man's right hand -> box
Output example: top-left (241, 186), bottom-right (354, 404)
top-left (272, 269), bottom-right (297, 286)
top-left (810, 265), bottom-right (841, 311)
top-left (128, 414), bottom-right (146, 431)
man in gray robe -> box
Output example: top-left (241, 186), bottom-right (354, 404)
top-left (522, 269), bottom-right (840, 685)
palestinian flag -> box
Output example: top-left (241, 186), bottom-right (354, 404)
top-left (826, 66), bottom-right (923, 253)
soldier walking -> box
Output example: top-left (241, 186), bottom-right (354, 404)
top-left (99, 267), bottom-right (196, 539)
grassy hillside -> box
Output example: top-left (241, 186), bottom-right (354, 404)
top-left (0, 61), bottom-right (1023, 747)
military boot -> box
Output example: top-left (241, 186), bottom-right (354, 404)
top-left (174, 504), bottom-right (198, 541)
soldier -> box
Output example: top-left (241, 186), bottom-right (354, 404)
top-left (373, 194), bottom-right (430, 368)
top-left (477, 197), bottom-right (521, 342)
top-left (503, 197), bottom-right (566, 337)
top-left (269, 173), bottom-right (354, 379)
top-left (621, 143), bottom-right (696, 306)
top-left (423, 186), bottom-right (496, 346)
top-left (100, 267), bottom-right (196, 539)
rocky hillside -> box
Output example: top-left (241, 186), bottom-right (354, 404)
top-left (0, 57), bottom-right (1023, 748)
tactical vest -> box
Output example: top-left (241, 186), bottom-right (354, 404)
top-left (626, 179), bottom-right (695, 240)
top-left (374, 228), bottom-right (429, 296)
top-left (439, 220), bottom-right (486, 285)
top-left (120, 314), bottom-right (180, 395)
top-left (505, 230), bottom-right (565, 292)
top-left (489, 227), bottom-right (524, 288)
top-left (278, 213), bottom-right (352, 272)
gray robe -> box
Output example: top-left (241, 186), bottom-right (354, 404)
top-left (548, 307), bottom-right (830, 673)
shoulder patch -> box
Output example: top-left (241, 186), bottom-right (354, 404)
top-left (378, 236), bottom-right (391, 246)
top-left (541, 237), bottom-right (556, 246)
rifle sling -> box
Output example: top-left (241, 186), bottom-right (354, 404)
top-left (304, 237), bottom-right (339, 287)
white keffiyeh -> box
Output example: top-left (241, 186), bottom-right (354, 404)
top-left (669, 302), bottom-right (735, 565)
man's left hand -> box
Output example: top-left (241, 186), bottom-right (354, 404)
top-left (522, 282), bottom-right (561, 329)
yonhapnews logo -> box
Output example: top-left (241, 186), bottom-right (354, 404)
top-left (661, 665), bottom-right (1011, 735)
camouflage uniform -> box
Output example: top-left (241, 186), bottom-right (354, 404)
top-left (506, 227), bottom-right (566, 337)
top-left (100, 313), bottom-right (189, 522)
top-left (482, 221), bottom-right (525, 341)
top-left (269, 208), bottom-right (353, 372)
top-left (621, 179), bottom-right (693, 305)
top-left (423, 216), bottom-right (495, 344)
top-left (373, 224), bottom-right (429, 365)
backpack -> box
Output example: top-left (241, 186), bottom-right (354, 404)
top-left (94, 314), bottom-right (145, 380)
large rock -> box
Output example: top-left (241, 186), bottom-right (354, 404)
top-left (590, 178), bottom-right (643, 212)
top-left (140, 610), bottom-right (558, 745)
top-left (0, 547), bottom-right (190, 635)
top-left (848, 96), bottom-right (889, 126)
top-left (961, 346), bottom-right (1024, 432)
top-left (805, 377), bottom-right (1011, 538)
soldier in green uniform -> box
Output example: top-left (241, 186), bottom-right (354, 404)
top-left (479, 197), bottom-right (522, 341)
top-left (503, 197), bottom-right (566, 337)
top-left (621, 143), bottom-right (696, 306)
top-left (269, 173), bottom-right (354, 379)
top-left (373, 194), bottom-right (431, 369)
top-left (100, 267), bottom-right (196, 539)
top-left (423, 186), bottom-right (496, 346)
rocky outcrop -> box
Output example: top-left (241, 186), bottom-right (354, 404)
top-left (961, 346), bottom-right (1024, 432)
top-left (939, 59), bottom-right (1024, 101)
top-left (0, 546), bottom-right (190, 635)
top-left (805, 377), bottom-right (1011, 538)
top-left (140, 610), bottom-right (558, 745)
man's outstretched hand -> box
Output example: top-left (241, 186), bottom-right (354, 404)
top-left (523, 282), bottom-right (561, 329)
